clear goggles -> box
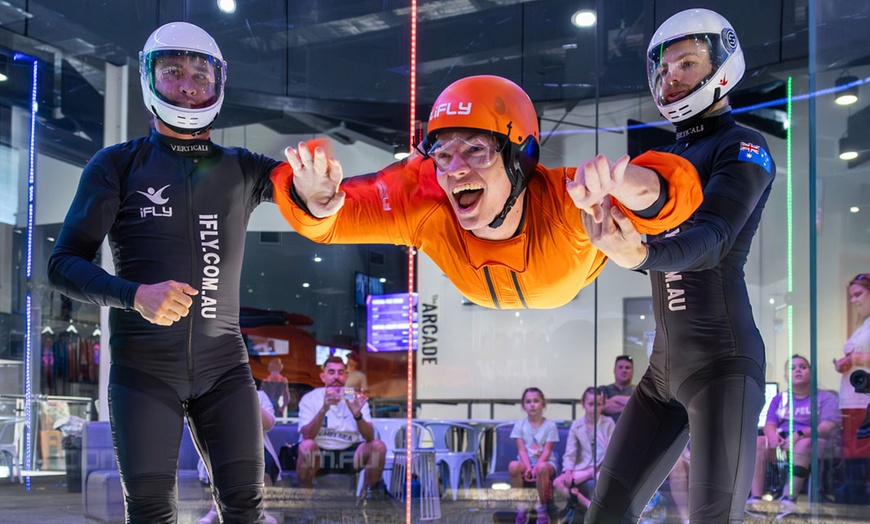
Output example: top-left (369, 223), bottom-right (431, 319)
top-left (426, 133), bottom-right (504, 171)
top-left (144, 49), bottom-right (223, 110)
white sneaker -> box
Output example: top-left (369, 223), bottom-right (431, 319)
top-left (745, 496), bottom-right (765, 513)
top-left (776, 496), bottom-right (797, 519)
top-left (197, 508), bottom-right (219, 524)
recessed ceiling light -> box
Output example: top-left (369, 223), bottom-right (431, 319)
top-left (571, 10), bottom-right (596, 28)
top-left (313, 255), bottom-right (322, 262)
top-left (850, 206), bottom-right (860, 213)
top-left (302, 282), bottom-right (310, 288)
top-left (217, 0), bottom-right (236, 14)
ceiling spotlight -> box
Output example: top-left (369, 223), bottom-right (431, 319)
top-left (850, 206), bottom-right (860, 213)
top-left (313, 255), bottom-right (322, 262)
top-left (834, 74), bottom-right (860, 106)
top-left (839, 134), bottom-right (860, 161)
top-left (571, 10), bottom-right (596, 28)
top-left (217, 0), bottom-right (236, 14)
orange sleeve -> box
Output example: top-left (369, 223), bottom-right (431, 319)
top-left (270, 154), bottom-right (435, 245)
top-left (613, 150), bottom-right (703, 235)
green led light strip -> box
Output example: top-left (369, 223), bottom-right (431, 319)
top-left (786, 75), bottom-right (795, 497)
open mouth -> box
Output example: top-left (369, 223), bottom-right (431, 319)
top-left (665, 89), bottom-right (686, 103)
top-left (453, 183), bottom-right (484, 211)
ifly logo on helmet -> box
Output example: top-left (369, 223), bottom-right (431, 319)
top-left (429, 102), bottom-right (472, 120)
top-left (137, 185), bottom-right (173, 217)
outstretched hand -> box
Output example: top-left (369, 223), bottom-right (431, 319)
top-left (134, 280), bottom-right (198, 326)
top-left (581, 198), bottom-right (648, 269)
top-left (567, 154), bottom-right (630, 222)
top-left (285, 140), bottom-right (345, 218)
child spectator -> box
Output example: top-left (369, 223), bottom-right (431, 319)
top-left (261, 357), bottom-right (292, 417)
top-left (509, 387), bottom-right (560, 524)
top-left (554, 386), bottom-right (614, 517)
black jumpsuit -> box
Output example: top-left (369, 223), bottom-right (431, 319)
top-left (48, 131), bottom-right (280, 523)
top-left (586, 112), bottom-right (775, 523)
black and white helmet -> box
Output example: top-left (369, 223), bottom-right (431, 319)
top-left (647, 9), bottom-right (744, 124)
top-left (139, 21), bottom-right (226, 135)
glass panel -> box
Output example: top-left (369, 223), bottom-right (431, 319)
top-left (2, 1), bottom-right (868, 523)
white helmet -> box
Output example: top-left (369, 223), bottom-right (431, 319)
top-left (139, 22), bottom-right (226, 135)
top-left (647, 9), bottom-right (744, 124)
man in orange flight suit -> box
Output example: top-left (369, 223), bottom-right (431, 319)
top-left (272, 75), bottom-right (702, 309)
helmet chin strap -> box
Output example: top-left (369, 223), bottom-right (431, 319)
top-left (154, 109), bottom-right (215, 137)
top-left (487, 187), bottom-right (522, 229)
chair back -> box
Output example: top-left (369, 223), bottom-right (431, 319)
top-left (490, 422), bottom-right (519, 475)
top-left (371, 418), bottom-right (430, 451)
top-left (424, 421), bottom-right (480, 454)
top-left (0, 418), bottom-right (23, 447)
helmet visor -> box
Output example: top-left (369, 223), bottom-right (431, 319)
top-left (427, 132), bottom-right (504, 171)
top-left (647, 32), bottom-right (733, 108)
top-left (143, 49), bottom-right (224, 110)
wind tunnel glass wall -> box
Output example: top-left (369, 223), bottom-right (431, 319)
top-left (0, 0), bottom-right (868, 522)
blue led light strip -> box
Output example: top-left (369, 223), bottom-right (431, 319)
top-left (22, 54), bottom-right (38, 490)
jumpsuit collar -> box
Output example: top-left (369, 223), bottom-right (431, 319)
top-left (152, 130), bottom-right (217, 157)
top-left (674, 111), bottom-right (735, 145)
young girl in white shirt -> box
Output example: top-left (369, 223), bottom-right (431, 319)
top-left (509, 387), bottom-right (560, 524)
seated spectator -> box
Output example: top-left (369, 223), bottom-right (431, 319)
top-left (601, 355), bottom-right (635, 422)
top-left (746, 355), bottom-right (840, 518)
top-left (554, 387), bottom-right (614, 518)
top-left (261, 357), bottom-right (292, 417)
top-left (509, 387), bottom-right (560, 524)
top-left (198, 388), bottom-right (280, 524)
top-left (294, 356), bottom-right (387, 499)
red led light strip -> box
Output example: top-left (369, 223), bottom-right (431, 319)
top-left (405, 2), bottom-right (418, 523)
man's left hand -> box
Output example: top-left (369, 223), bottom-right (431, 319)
top-left (582, 198), bottom-right (648, 269)
top-left (347, 390), bottom-right (369, 419)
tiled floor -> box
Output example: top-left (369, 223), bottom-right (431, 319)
top-left (2, 474), bottom-right (870, 523)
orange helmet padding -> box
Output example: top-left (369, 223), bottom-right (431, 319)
top-left (427, 75), bottom-right (540, 146)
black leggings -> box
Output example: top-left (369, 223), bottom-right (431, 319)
top-left (108, 364), bottom-right (265, 524)
top-left (585, 371), bottom-right (764, 523)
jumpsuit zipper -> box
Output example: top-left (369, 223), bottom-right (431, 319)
top-left (185, 164), bottom-right (196, 384)
top-left (482, 267), bottom-right (501, 309)
top-left (510, 271), bottom-right (528, 309)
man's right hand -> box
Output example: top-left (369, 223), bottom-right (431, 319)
top-left (133, 280), bottom-right (198, 326)
top-left (323, 387), bottom-right (343, 408)
top-left (285, 141), bottom-right (345, 218)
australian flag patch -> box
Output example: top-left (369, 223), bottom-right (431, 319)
top-left (737, 141), bottom-right (772, 173)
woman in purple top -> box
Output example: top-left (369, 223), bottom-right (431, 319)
top-left (747, 355), bottom-right (840, 517)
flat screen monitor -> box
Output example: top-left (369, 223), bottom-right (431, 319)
top-left (247, 335), bottom-right (289, 356)
top-left (366, 292), bottom-right (418, 353)
top-left (315, 345), bottom-right (353, 366)
top-left (355, 272), bottom-right (385, 307)
top-left (759, 382), bottom-right (779, 428)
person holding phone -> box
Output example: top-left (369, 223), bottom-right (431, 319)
top-left (295, 356), bottom-right (387, 499)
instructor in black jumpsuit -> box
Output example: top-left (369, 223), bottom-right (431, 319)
top-left (582, 9), bottom-right (775, 523)
top-left (48, 22), bottom-right (287, 523)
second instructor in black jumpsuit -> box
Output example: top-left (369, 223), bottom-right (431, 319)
top-left (48, 22), bottom-right (289, 523)
top-left (582, 9), bottom-right (775, 523)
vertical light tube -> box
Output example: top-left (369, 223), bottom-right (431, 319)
top-left (405, 2), bottom-right (418, 523)
top-left (785, 76), bottom-right (795, 497)
top-left (22, 55), bottom-right (39, 490)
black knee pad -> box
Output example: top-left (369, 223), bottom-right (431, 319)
top-left (793, 465), bottom-right (809, 479)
